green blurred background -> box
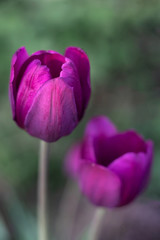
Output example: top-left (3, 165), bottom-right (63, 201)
top-left (0, 0), bottom-right (160, 239)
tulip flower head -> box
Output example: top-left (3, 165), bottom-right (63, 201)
top-left (9, 47), bottom-right (91, 142)
top-left (65, 116), bottom-right (153, 208)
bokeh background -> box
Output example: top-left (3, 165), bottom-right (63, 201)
top-left (0, 0), bottom-right (160, 239)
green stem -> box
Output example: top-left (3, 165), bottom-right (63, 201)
top-left (38, 141), bottom-right (50, 240)
top-left (87, 208), bottom-right (105, 240)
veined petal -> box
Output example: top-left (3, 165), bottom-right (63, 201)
top-left (25, 78), bottom-right (78, 142)
top-left (108, 152), bottom-right (149, 206)
top-left (18, 51), bottom-right (65, 80)
top-left (16, 59), bottom-right (51, 127)
top-left (78, 162), bottom-right (122, 207)
top-left (65, 47), bottom-right (91, 118)
top-left (60, 58), bottom-right (83, 119)
top-left (32, 52), bottom-right (83, 119)
top-left (9, 46), bottom-right (29, 119)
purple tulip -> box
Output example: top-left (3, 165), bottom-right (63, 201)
top-left (9, 46), bottom-right (91, 142)
top-left (65, 116), bottom-right (153, 207)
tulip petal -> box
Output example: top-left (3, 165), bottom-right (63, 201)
top-left (65, 47), bottom-right (91, 118)
top-left (28, 52), bottom-right (83, 117)
top-left (31, 50), bottom-right (59, 56)
top-left (64, 143), bottom-right (82, 178)
top-left (108, 152), bottom-right (149, 206)
top-left (84, 116), bottom-right (117, 138)
top-left (31, 52), bottom-right (83, 119)
top-left (81, 116), bottom-right (117, 163)
top-left (94, 130), bottom-right (147, 167)
top-left (19, 51), bottom-right (65, 80)
top-left (16, 59), bottom-right (51, 127)
top-left (9, 46), bottom-right (29, 119)
top-left (37, 52), bottom-right (65, 79)
top-left (60, 58), bottom-right (83, 119)
top-left (25, 78), bottom-right (78, 142)
top-left (78, 162), bottom-right (122, 207)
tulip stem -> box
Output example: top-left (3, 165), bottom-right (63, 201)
top-left (38, 140), bottom-right (50, 240)
top-left (87, 208), bottom-right (105, 240)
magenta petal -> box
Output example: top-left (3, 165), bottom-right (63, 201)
top-left (94, 130), bottom-right (147, 167)
top-left (65, 47), bottom-right (91, 118)
top-left (84, 116), bottom-right (117, 138)
top-left (17, 51), bottom-right (65, 84)
top-left (78, 162), bottom-right (122, 207)
top-left (37, 52), bottom-right (65, 78)
top-left (64, 143), bottom-right (82, 178)
top-left (25, 78), bottom-right (78, 142)
top-left (16, 59), bottom-right (51, 127)
top-left (81, 116), bottom-right (117, 163)
top-left (60, 58), bottom-right (83, 119)
top-left (81, 136), bottom-right (97, 163)
top-left (9, 47), bottom-right (29, 119)
top-left (31, 50), bottom-right (59, 56)
top-left (108, 152), bottom-right (150, 206)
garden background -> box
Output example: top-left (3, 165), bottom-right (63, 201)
top-left (0, 0), bottom-right (160, 239)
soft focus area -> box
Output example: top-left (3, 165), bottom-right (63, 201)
top-left (0, 0), bottom-right (160, 239)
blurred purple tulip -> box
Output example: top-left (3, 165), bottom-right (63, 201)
top-left (65, 116), bottom-right (153, 207)
top-left (9, 46), bottom-right (91, 142)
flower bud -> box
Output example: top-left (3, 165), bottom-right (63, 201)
top-left (65, 116), bottom-right (153, 207)
top-left (9, 47), bottom-right (91, 142)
